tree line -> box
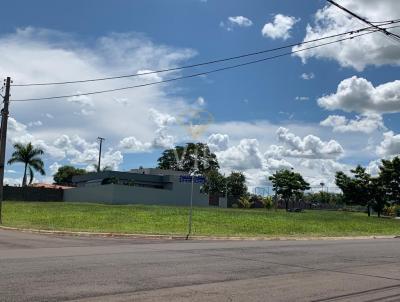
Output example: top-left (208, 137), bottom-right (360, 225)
top-left (335, 157), bottom-right (400, 217)
top-left (7, 141), bottom-right (400, 217)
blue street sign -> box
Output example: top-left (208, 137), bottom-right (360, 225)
top-left (179, 175), bottom-right (206, 184)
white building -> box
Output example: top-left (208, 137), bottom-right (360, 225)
top-left (63, 168), bottom-right (219, 207)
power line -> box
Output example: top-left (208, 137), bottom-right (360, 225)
top-left (326, 0), bottom-right (400, 43)
top-left (11, 23), bottom-right (397, 88)
top-left (10, 27), bottom-right (393, 102)
top-left (371, 19), bottom-right (400, 25)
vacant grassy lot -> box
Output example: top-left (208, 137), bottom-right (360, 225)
top-left (2, 202), bottom-right (399, 237)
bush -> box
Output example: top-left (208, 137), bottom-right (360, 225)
top-left (303, 192), bottom-right (344, 206)
top-left (249, 194), bottom-right (264, 208)
top-left (261, 196), bottom-right (274, 209)
top-left (238, 196), bottom-right (253, 209)
top-left (382, 205), bottom-right (400, 217)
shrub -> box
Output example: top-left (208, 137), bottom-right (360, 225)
top-left (382, 205), bottom-right (400, 217)
top-left (238, 196), bottom-right (253, 209)
top-left (261, 196), bottom-right (274, 209)
top-left (249, 194), bottom-right (264, 208)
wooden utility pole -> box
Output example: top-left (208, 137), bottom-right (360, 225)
top-left (97, 137), bottom-right (105, 172)
top-left (0, 77), bottom-right (11, 224)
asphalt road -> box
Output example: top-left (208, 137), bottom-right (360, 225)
top-left (0, 229), bottom-right (399, 302)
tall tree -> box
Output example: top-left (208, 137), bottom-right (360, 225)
top-left (226, 172), bottom-right (247, 197)
top-left (53, 165), bottom-right (87, 185)
top-left (379, 157), bottom-right (400, 204)
top-left (369, 177), bottom-right (388, 218)
top-left (335, 166), bottom-right (373, 216)
top-left (269, 169), bottom-right (310, 211)
top-left (202, 170), bottom-right (226, 195)
top-left (157, 143), bottom-right (219, 174)
top-left (335, 171), bottom-right (357, 204)
top-left (7, 142), bottom-right (45, 186)
top-left (352, 166), bottom-right (373, 216)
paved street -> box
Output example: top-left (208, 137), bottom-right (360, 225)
top-left (0, 229), bottom-right (399, 302)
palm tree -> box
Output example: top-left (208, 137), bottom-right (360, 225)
top-left (7, 142), bottom-right (45, 186)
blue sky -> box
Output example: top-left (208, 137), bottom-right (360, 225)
top-left (1, 0), bottom-right (399, 190)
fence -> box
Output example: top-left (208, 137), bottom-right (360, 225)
top-left (4, 186), bottom-right (64, 202)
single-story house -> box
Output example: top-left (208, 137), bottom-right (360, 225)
top-left (64, 168), bottom-right (227, 207)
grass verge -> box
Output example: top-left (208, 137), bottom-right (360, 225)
top-left (2, 202), bottom-right (399, 237)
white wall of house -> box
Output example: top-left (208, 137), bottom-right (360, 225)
top-left (64, 183), bottom-right (209, 207)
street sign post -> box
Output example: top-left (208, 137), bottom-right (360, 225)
top-left (180, 174), bottom-right (205, 239)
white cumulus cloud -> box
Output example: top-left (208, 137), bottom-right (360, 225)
top-left (293, 0), bottom-right (400, 71)
top-left (295, 96), bottom-right (309, 101)
top-left (266, 127), bottom-right (344, 159)
top-left (301, 72), bottom-right (315, 80)
top-left (220, 16), bottom-right (253, 31)
top-left (216, 139), bottom-right (264, 170)
top-left (119, 108), bottom-right (176, 152)
top-left (262, 14), bottom-right (299, 40)
top-left (207, 133), bottom-right (229, 152)
top-left (318, 76), bottom-right (400, 114)
top-left (376, 131), bottom-right (400, 157)
top-left (0, 27), bottom-right (198, 177)
top-left (320, 114), bottom-right (385, 134)
top-left (119, 136), bottom-right (152, 153)
top-left (228, 16), bottom-right (253, 27)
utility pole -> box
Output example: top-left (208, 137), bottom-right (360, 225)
top-left (0, 77), bottom-right (11, 224)
top-left (97, 137), bottom-right (105, 173)
top-left (225, 179), bottom-right (228, 206)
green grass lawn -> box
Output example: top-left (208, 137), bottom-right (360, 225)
top-left (2, 202), bottom-right (399, 237)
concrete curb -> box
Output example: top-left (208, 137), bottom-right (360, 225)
top-left (0, 225), bottom-right (399, 241)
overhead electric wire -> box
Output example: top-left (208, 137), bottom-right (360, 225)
top-left (326, 0), bottom-right (400, 43)
top-left (11, 22), bottom-right (399, 88)
top-left (371, 19), bottom-right (400, 25)
top-left (11, 27), bottom-right (393, 103)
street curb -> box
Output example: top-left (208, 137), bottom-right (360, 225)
top-left (0, 225), bottom-right (399, 241)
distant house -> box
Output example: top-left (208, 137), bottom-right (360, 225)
top-left (64, 168), bottom-right (219, 207)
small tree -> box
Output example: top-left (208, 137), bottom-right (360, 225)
top-left (379, 157), bottom-right (400, 204)
top-left (269, 169), bottom-right (310, 211)
top-left (7, 142), bottom-right (45, 186)
top-left (53, 165), bottom-right (86, 185)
